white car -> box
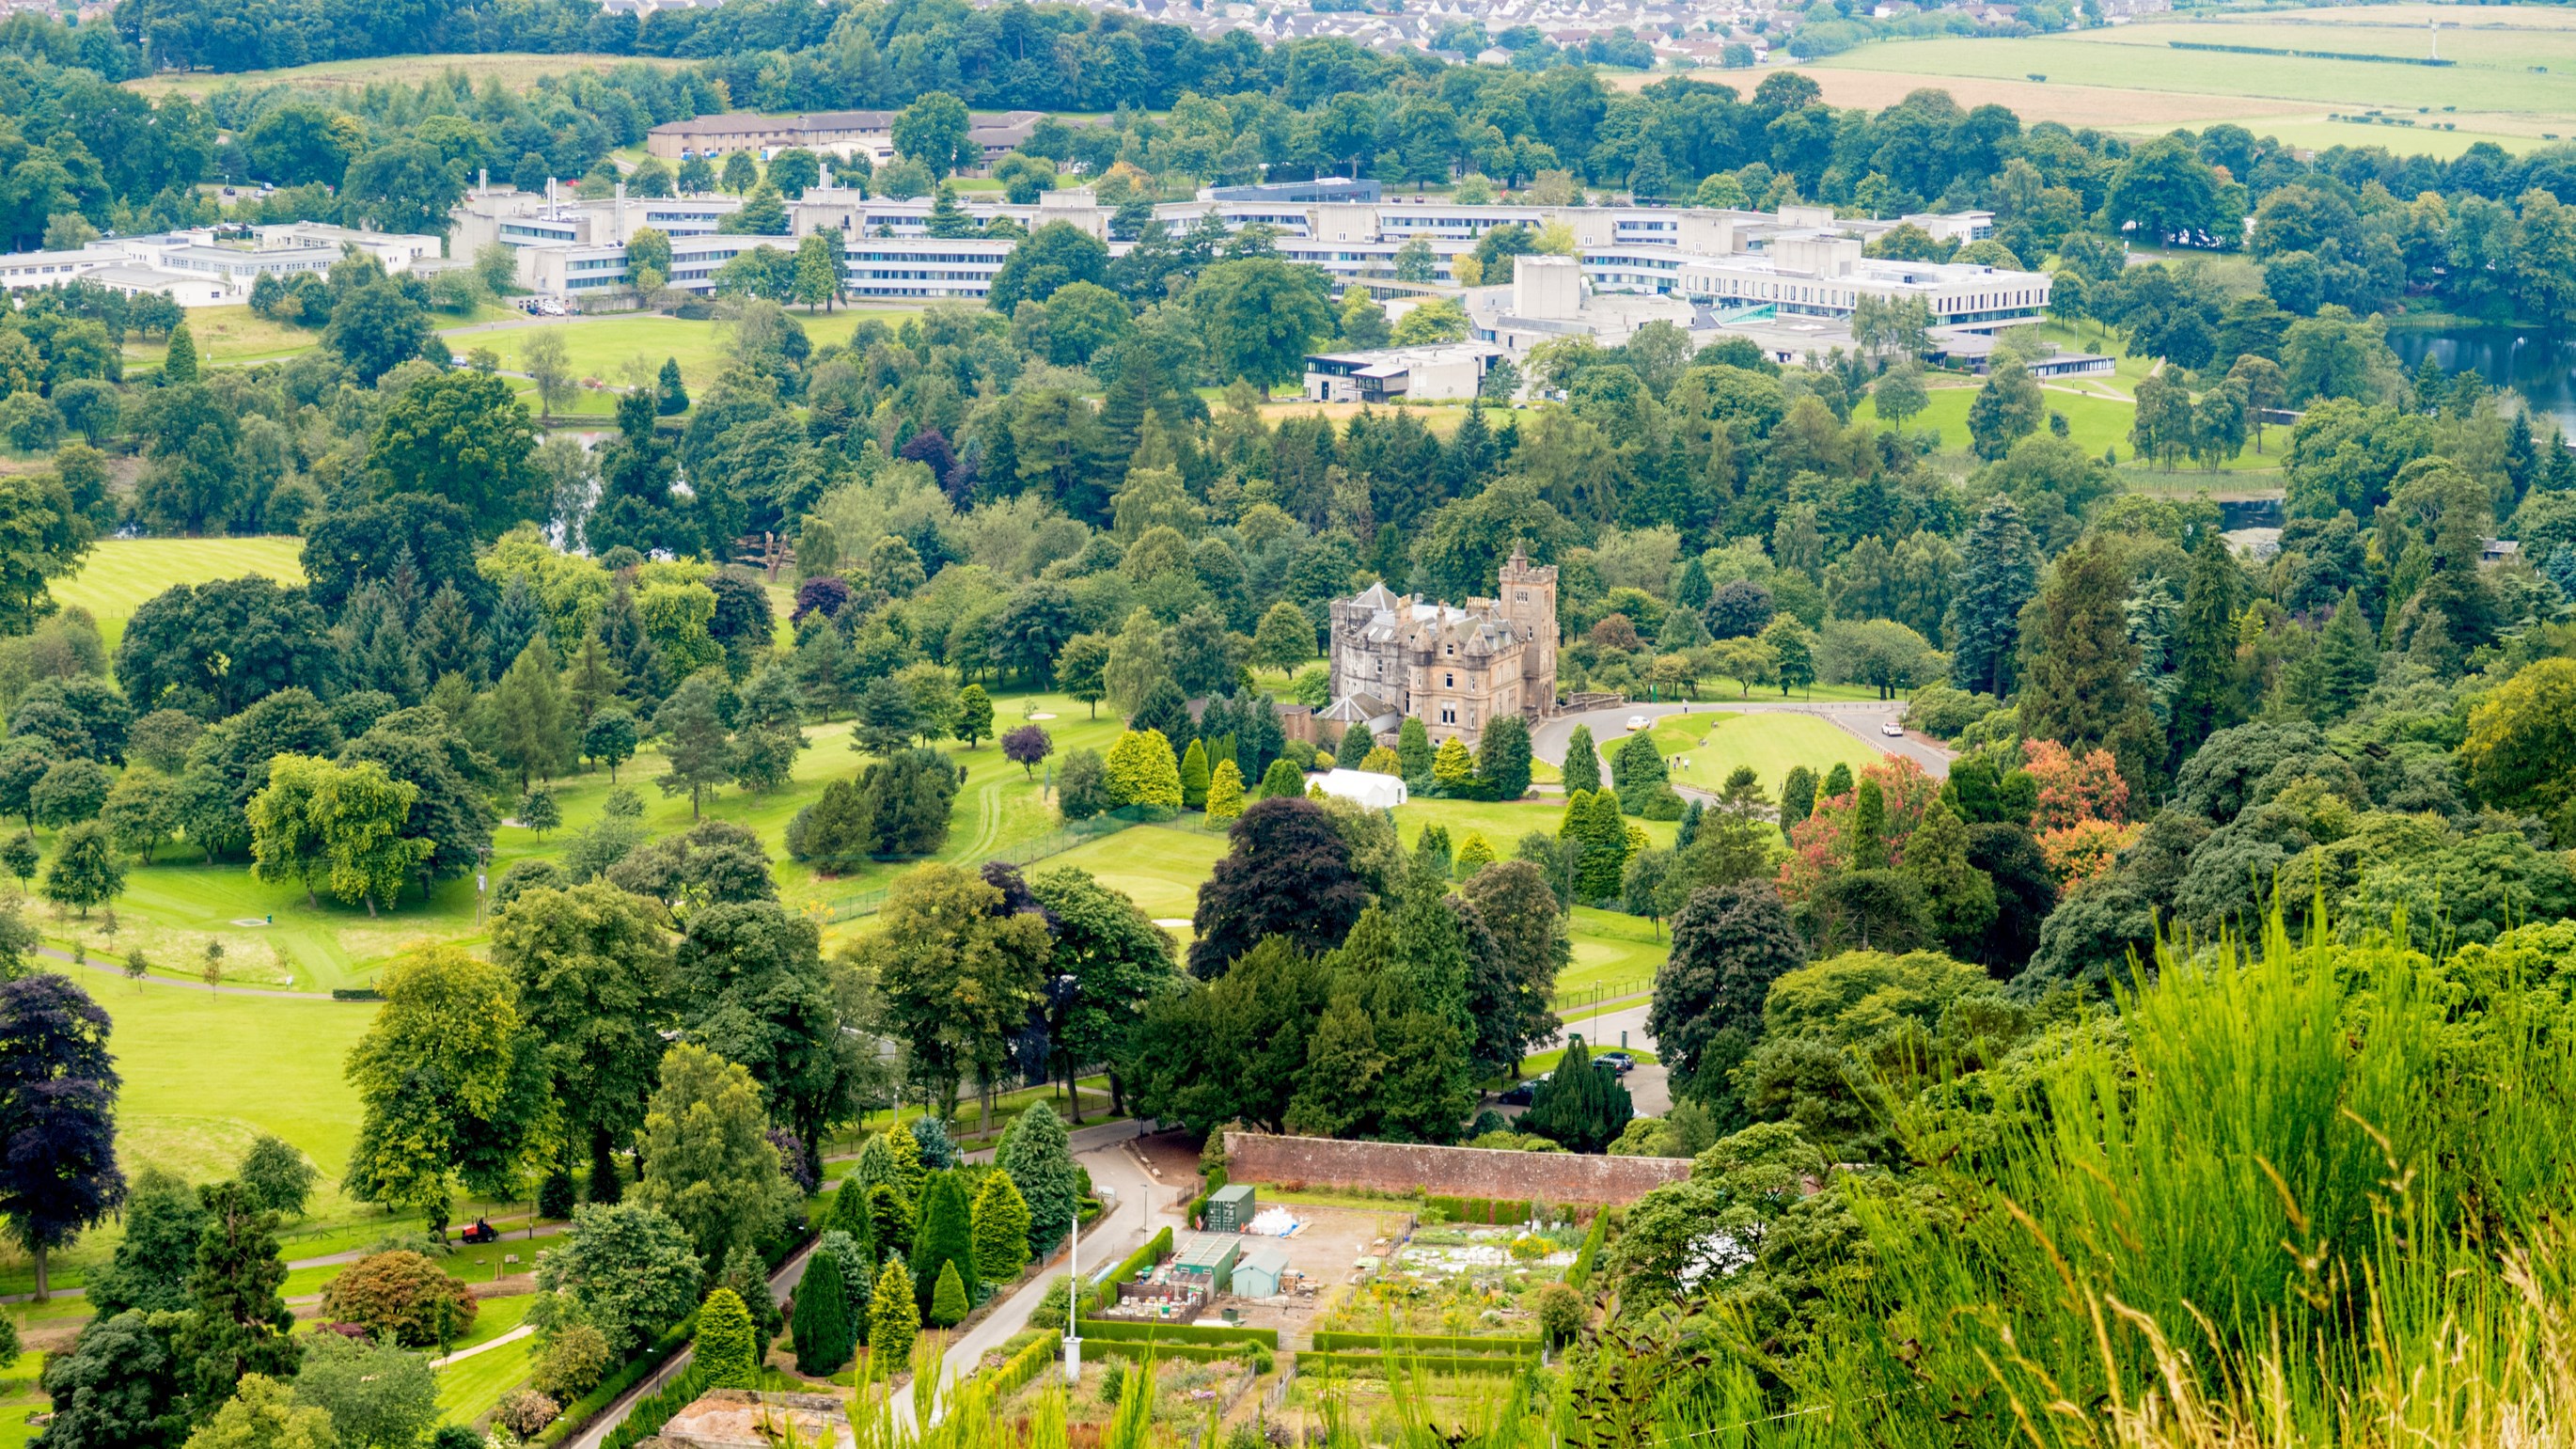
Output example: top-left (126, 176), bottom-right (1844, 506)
top-left (1626, 715), bottom-right (1649, 732)
top-left (1881, 719), bottom-right (1906, 737)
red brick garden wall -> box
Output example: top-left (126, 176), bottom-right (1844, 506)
top-left (1220, 1132), bottom-right (1690, 1205)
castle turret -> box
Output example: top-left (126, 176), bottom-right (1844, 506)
top-left (1496, 545), bottom-right (1558, 714)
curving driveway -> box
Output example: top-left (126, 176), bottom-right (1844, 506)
top-left (1531, 699), bottom-right (1955, 780)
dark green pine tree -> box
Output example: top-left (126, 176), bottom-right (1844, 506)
top-left (655, 356), bottom-right (690, 416)
top-left (1562, 725), bottom-right (1601, 796)
top-left (1820, 762), bottom-right (1855, 801)
top-left (173, 1181), bottom-right (299, 1413)
top-left (2289, 589), bottom-right (2380, 723)
top-left (1520, 1035), bottom-right (1632, 1153)
top-left (1363, 877), bottom-right (1479, 1143)
top-left (2167, 528), bottom-right (2244, 770)
top-left (1780, 766), bottom-right (1817, 832)
top-left (1438, 400), bottom-right (1495, 495)
top-left (1847, 777), bottom-right (1890, 870)
top-left (2505, 410), bottom-right (2539, 505)
top-left (1945, 494), bottom-right (2039, 698)
top-left (2016, 537), bottom-right (2160, 791)
top-left (907, 1172), bottom-right (977, 1316)
top-left (1675, 555), bottom-right (1713, 611)
top-left (792, 1248), bottom-right (854, 1374)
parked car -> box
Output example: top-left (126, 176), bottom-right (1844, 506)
top-left (1882, 719), bottom-right (1905, 736)
top-left (1626, 715), bottom-right (1649, 732)
top-left (1595, 1051), bottom-right (1635, 1076)
top-left (1499, 1074), bottom-right (1547, 1106)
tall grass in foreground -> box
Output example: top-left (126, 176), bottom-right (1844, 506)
top-left (1790, 912), bottom-right (2576, 1447)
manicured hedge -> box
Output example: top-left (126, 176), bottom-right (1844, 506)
top-left (1422, 1195), bottom-right (1544, 1226)
top-left (1298, 1350), bottom-right (1532, 1378)
top-left (601, 1362), bottom-right (713, 1449)
top-left (1567, 1213), bottom-right (1609, 1293)
top-left (1309, 1331), bottom-right (1538, 1355)
top-left (985, 1334), bottom-right (1059, 1397)
top-left (1084, 1225), bottom-right (1172, 1312)
top-left (330, 987), bottom-right (382, 1000)
top-left (1089, 1338), bottom-right (1262, 1366)
top-left (1077, 1318), bottom-right (1279, 1348)
top-left (537, 1311), bottom-right (699, 1446)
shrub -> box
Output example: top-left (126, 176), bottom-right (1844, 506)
top-left (791, 1250), bottom-right (854, 1376)
top-left (929, 1259), bottom-right (969, 1328)
top-left (694, 1288), bottom-right (760, 1389)
top-left (1534, 1282), bottom-right (1586, 1345)
top-left (533, 1323), bottom-right (613, 1397)
top-left (319, 1251), bottom-right (478, 1347)
top-left (870, 1256), bottom-right (919, 1362)
top-left (495, 1390), bottom-right (560, 1437)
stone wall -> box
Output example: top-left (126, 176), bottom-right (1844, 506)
top-left (1221, 1132), bottom-right (1689, 1206)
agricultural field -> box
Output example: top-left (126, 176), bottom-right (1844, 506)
top-left (1767, 5), bottom-right (2576, 153)
top-left (53, 537), bottom-right (308, 651)
top-left (123, 51), bottom-right (688, 99)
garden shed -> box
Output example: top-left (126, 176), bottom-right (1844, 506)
top-left (1233, 1243), bottom-right (1291, 1298)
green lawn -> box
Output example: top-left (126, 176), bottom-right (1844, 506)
top-left (1853, 372), bottom-right (2280, 476)
top-left (446, 1293), bottom-right (537, 1355)
top-left (434, 1318), bottom-right (541, 1425)
top-left (1659, 713), bottom-right (1889, 803)
top-left (53, 537), bottom-right (307, 651)
top-left (451, 309), bottom-right (919, 401)
top-left (1045, 827), bottom-right (1226, 930)
top-left (120, 307), bottom-right (317, 369)
top-left (1559, 906), bottom-right (1669, 1007)
top-left (0, 1353), bottom-right (42, 1449)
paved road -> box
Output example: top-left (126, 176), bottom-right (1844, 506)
top-left (891, 1121), bottom-right (1173, 1427)
top-left (1532, 699), bottom-right (1955, 780)
top-left (570, 1118), bottom-right (1170, 1447)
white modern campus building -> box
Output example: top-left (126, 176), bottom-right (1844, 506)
top-left (0, 221), bottom-right (440, 308)
top-left (449, 178), bottom-right (2051, 357)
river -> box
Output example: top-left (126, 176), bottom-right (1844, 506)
top-left (2387, 323), bottom-right (2576, 435)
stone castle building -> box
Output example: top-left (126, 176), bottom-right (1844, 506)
top-left (1323, 548), bottom-right (1560, 747)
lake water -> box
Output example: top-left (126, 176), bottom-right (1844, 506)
top-left (2387, 324), bottom-right (2576, 436)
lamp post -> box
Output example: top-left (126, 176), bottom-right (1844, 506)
top-left (1063, 1175), bottom-right (1083, 1384)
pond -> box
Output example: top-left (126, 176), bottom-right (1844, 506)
top-left (2386, 323), bottom-right (2576, 435)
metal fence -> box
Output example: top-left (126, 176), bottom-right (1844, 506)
top-left (816, 806), bottom-right (1228, 922)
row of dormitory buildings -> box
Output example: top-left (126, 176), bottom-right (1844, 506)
top-left (0, 173), bottom-right (2078, 383)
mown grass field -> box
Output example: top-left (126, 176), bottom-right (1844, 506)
top-left (1659, 713), bottom-right (1888, 801)
top-left (1851, 378), bottom-right (2283, 476)
top-left (454, 309), bottom-right (919, 399)
top-left (53, 537), bottom-right (308, 652)
top-left (125, 51), bottom-right (688, 98)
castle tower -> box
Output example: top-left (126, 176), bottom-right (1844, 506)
top-left (1495, 545), bottom-right (1559, 715)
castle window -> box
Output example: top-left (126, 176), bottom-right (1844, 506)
top-left (1444, 673), bottom-right (1453, 687)
top-left (1440, 707), bottom-right (1455, 724)
top-left (1516, 591), bottom-right (1528, 602)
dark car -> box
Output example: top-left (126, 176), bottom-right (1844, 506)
top-left (1498, 1073), bottom-right (1547, 1106)
top-left (1594, 1051), bottom-right (1636, 1076)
